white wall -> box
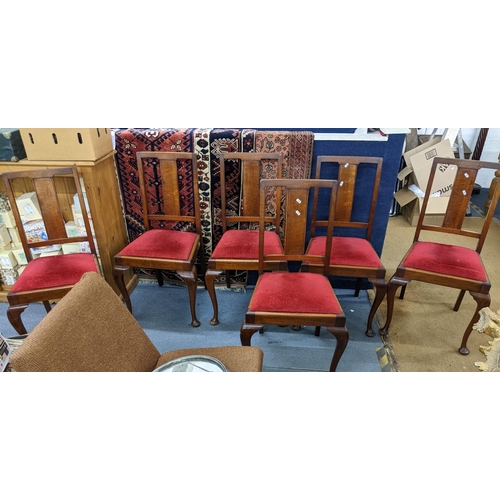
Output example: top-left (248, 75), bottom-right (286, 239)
top-left (418, 128), bottom-right (500, 187)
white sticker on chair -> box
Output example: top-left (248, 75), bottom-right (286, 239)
top-left (296, 210), bottom-right (301, 216)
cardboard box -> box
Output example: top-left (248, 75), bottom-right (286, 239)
top-left (0, 210), bottom-right (16, 228)
top-left (20, 128), bottom-right (113, 161)
top-left (71, 205), bottom-right (94, 234)
top-left (399, 137), bottom-right (457, 195)
top-left (0, 267), bottom-right (19, 285)
top-left (32, 245), bottom-right (61, 257)
top-left (0, 250), bottom-right (18, 269)
top-left (0, 128), bottom-right (27, 162)
top-left (418, 134), bottom-right (472, 159)
top-left (39, 248), bottom-right (63, 258)
top-left (395, 187), bottom-right (450, 226)
top-left (65, 221), bottom-right (79, 237)
top-left (61, 243), bottom-right (81, 255)
top-left (73, 192), bottom-right (90, 212)
top-left (23, 219), bottom-right (48, 243)
top-left (0, 224), bottom-right (11, 247)
top-left (16, 192), bottom-right (42, 221)
top-left (8, 226), bottom-right (21, 245)
top-left (11, 247), bottom-right (28, 265)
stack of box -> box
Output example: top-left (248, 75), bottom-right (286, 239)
top-left (70, 191), bottom-right (97, 255)
top-left (394, 137), bottom-right (457, 226)
top-left (0, 222), bottom-right (18, 285)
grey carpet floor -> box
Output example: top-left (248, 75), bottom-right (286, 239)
top-left (0, 281), bottom-right (385, 372)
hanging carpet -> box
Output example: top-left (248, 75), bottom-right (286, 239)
top-left (114, 128), bottom-right (314, 285)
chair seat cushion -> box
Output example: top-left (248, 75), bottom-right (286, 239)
top-left (307, 236), bottom-right (383, 268)
top-left (11, 254), bottom-right (99, 293)
top-left (249, 272), bottom-right (342, 314)
top-left (117, 229), bottom-right (198, 260)
top-left (210, 230), bottom-right (283, 259)
top-left (402, 241), bottom-right (488, 282)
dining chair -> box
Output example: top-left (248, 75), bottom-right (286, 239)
top-left (301, 155), bottom-right (386, 337)
top-left (240, 178), bottom-right (349, 372)
top-left (205, 152), bottom-right (286, 325)
top-left (1, 167), bottom-right (100, 335)
top-left (380, 156), bottom-right (500, 354)
top-left (113, 151), bottom-right (204, 327)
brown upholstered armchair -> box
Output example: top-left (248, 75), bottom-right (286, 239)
top-left (8, 272), bottom-right (263, 372)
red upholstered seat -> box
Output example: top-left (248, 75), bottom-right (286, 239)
top-left (11, 254), bottom-right (99, 293)
top-left (210, 230), bottom-right (283, 260)
top-left (249, 272), bottom-right (342, 314)
top-left (402, 241), bottom-right (487, 282)
top-left (307, 236), bottom-right (383, 268)
top-left (117, 229), bottom-right (198, 260)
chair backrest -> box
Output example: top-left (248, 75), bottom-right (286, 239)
top-left (310, 155), bottom-right (383, 241)
top-left (258, 178), bottom-right (338, 274)
top-left (9, 272), bottom-right (160, 372)
top-left (415, 156), bottom-right (500, 253)
top-left (136, 151), bottom-right (201, 233)
top-left (1, 167), bottom-right (97, 263)
top-left (219, 152), bottom-right (283, 231)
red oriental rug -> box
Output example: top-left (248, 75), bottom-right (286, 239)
top-left (114, 128), bottom-right (314, 284)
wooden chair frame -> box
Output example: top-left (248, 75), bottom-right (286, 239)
top-left (113, 151), bottom-right (204, 327)
top-left (301, 155), bottom-right (386, 337)
top-left (205, 152), bottom-right (286, 325)
top-left (240, 178), bottom-right (349, 372)
top-left (380, 156), bottom-right (500, 354)
top-left (2, 167), bottom-right (100, 334)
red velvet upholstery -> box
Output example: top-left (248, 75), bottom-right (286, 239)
top-left (211, 230), bottom-right (283, 259)
top-left (249, 272), bottom-right (342, 314)
top-left (117, 229), bottom-right (197, 260)
top-left (11, 254), bottom-right (99, 293)
top-left (306, 236), bottom-right (383, 268)
top-left (402, 241), bottom-right (487, 282)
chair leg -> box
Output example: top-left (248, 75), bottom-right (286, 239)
top-left (399, 283), bottom-right (407, 300)
top-left (43, 301), bottom-right (52, 313)
top-left (354, 278), bottom-right (362, 297)
top-left (155, 269), bottom-right (164, 287)
top-left (205, 269), bottom-right (223, 325)
top-left (326, 325), bottom-right (349, 372)
top-left (224, 269), bottom-right (232, 289)
top-left (459, 292), bottom-right (490, 355)
top-left (113, 265), bottom-right (133, 312)
top-left (7, 303), bottom-right (29, 335)
top-left (198, 246), bottom-right (207, 287)
top-left (240, 323), bottom-right (263, 346)
top-left (365, 278), bottom-right (387, 337)
top-left (379, 277), bottom-right (408, 336)
top-left (453, 290), bottom-right (466, 312)
top-left (314, 326), bottom-right (321, 336)
top-left (178, 266), bottom-right (200, 327)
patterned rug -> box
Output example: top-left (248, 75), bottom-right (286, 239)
top-left (114, 128), bottom-right (314, 284)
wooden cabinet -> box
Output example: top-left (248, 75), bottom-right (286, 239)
top-left (0, 151), bottom-right (137, 300)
